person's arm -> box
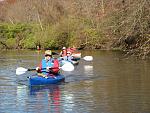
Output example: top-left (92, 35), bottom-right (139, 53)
top-left (67, 56), bottom-right (73, 62)
top-left (59, 51), bottom-right (62, 56)
top-left (63, 56), bottom-right (67, 60)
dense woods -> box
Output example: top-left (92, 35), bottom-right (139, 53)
top-left (0, 0), bottom-right (149, 58)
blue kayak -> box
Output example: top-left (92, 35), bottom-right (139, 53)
top-left (29, 73), bottom-right (65, 86)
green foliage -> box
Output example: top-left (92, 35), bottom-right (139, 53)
top-left (1, 23), bottom-right (27, 39)
top-left (0, 17), bottom-right (105, 50)
top-left (0, 0), bottom-right (149, 58)
top-left (5, 38), bottom-right (16, 49)
top-left (0, 23), bottom-right (37, 49)
top-left (22, 37), bottom-right (35, 49)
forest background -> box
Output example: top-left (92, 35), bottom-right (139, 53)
top-left (0, 0), bottom-right (149, 59)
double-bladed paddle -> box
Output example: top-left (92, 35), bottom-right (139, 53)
top-left (16, 63), bottom-right (74, 75)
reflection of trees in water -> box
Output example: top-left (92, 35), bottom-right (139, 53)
top-left (29, 85), bottom-right (61, 113)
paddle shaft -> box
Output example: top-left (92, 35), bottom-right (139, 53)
top-left (16, 62), bottom-right (74, 75)
top-left (28, 69), bottom-right (37, 71)
top-left (28, 67), bottom-right (59, 71)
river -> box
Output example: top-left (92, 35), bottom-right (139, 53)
top-left (0, 50), bottom-right (150, 113)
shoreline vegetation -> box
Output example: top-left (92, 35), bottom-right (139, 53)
top-left (0, 0), bottom-right (149, 59)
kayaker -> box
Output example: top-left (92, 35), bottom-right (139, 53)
top-left (63, 51), bottom-right (74, 63)
top-left (36, 50), bottom-right (60, 78)
top-left (59, 47), bottom-right (67, 57)
top-left (67, 47), bottom-right (76, 53)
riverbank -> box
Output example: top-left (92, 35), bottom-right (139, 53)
top-left (0, 0), bottom-right (149, 59)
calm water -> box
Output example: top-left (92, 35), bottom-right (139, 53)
top-left (0, 50), bottom-right (150, 113)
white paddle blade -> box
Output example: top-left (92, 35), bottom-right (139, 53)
top-left (61, 63), bottom-right (74, 71)
top-left (16, 67), bottom-right (28, 75)
top-left (83, 56), bottom-right (93, 61)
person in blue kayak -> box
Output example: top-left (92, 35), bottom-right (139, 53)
top-left (36, 50), bottom-right (60, 78)
top-left (62, 51), bottom-right (74, 63)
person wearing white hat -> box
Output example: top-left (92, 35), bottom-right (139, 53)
top-left (36, 50), bottom-right (59, 78)
top-left (60, 47), bottom-right (67, 57)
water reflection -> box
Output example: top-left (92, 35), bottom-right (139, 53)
top-left (29, 85), bottom-right (61, 113)
top-left (84, 65), bottom-right (93, 76)
top-left (0, 50), bottom-right (150, 113)
top-left (16, 85), bottom-right (28, 112)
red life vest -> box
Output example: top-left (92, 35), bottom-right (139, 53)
top-left (51, 59), bottom-right (60, 74)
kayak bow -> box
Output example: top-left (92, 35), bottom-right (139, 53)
top-left (29, 73), bottom-right (65, 85)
